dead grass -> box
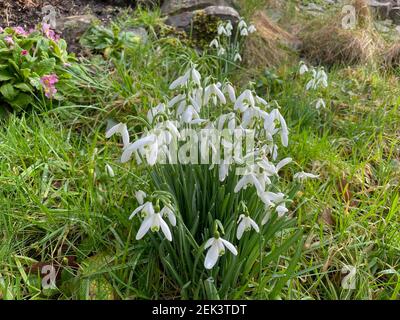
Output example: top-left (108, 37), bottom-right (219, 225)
top-left (300, 0), bottom-right (383, 66)
top-left (383, 42), bottom-right (400, 69)
top-left (243, 11), bottom-right (299, 69)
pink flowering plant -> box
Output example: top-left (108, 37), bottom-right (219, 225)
top-left (0, 24), bottom-right (75, 112)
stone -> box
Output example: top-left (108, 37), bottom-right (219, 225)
top-left (165, 5), bottom-right (239, 31)
top-left (389, 7), bottom-right (400, 24)
top-left (56, 15), bottom-right (97, 52)
top-left (368, 1), bottom-right (392, 19)
top-left (56, 14), bottom-right (97, 34)
top-left (161, 0), bottom-right (233, 16)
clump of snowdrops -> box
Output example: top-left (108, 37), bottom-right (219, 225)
top-left (106, 65), bottom-right (304, 298)
top-left (299, 61), bottom-right (329, 110)
top-left (209, 18), bottom-right (256, 76)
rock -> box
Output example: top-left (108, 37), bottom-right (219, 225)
top-left (389, 7), bottom-right (400, 24)
top-left (164, 4), bottom-right (239, 31)
top-left (161, 0), bottom-right (233, 16)
top-left (56, 14), bottom-right (97, 33)
top-left (368, 1), bottom-right (392, 19)
top-left (56, 15), bottom-right (97, 52)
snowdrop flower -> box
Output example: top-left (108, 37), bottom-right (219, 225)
top-left (210, 38), bottom-right (219, 48)
top-left (238, 20), bottom-right (247, 30)
top-left (136, 212), bottom-right (172, 241)
top-left (135, 190), bottom-right (146, 205)
top-left (234, 89), bottom-right (255, 112)
top-left (237, 214), bottom-right (259, 239)
top-left (121, 134), bottom-right (157, 163)
top-left (240, 28), bottom-right (249, 36)
top-left (234, 52), bottom-right (242, 62)
top-left (160, 205), bottom-right (176, 226)
top-left (147, 103), bottom-right (166, 124)
top-left (129, 201), bottom-right (155, 220)
top-left (234, 169), bottom-right (265, 195)
top-left (219, 163), bottom-right (230, 182)
top-left (169, 71), bottom-right (190, 90)
top-left (299, 62), bottom-right (309, 75)
top-left (226, 21), bottom-right (233, 33)
top-left (205, 84), bottom-right (226, 105)
top-left (293, 171), bottom-right (319, 182)
top-left (204, 236), bottom-right (238, 269)
top-left (181, 105), bottom-right (205, 124)
top-left (218, 25), bottom-right (227, 36)
top-left (269, 109), bottom-right (289, 147)
top-left (217, 47), bottom-right (226, 56)
top-left (316, 69), bottom-right (328, 88)
top-left (275, 157), bottom-right (292, 172)
top-left (276, 203), bottom-right (288, 217)
top-left (259, 191), bottom-right (285, 207)
top-left (168, 93), bottom-right (186, 108)
top-left (223, 84), bottom-right (236, 103)
top-left (315, 98), bottom-right (326, 110)
top-left (106, 122), bottom-right (130, 149)
top-left (248, 25), bottom-right (257, 34)
top-left (105, 164), bottom-right (115, 177)
top-left (191, 67), bottom-right (202, 86)
top-left (256, 95), bottom-right (269, 108)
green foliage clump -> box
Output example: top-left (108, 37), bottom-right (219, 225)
top-left (0, 26), bottom-right (75, 114)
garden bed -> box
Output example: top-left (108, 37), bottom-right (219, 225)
top-left (0, 0), bottom-right (132, 28)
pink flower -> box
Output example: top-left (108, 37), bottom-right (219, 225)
top-left (42, 23), bottom-right (60, 42)
top-left (21, 50), bottom-right (28, 56)
top-left (14, 26), bottom-right (28, 37)
top-left (40, 74), bottom-right (59, 99)
top-left (0, 27), bottom-right (4, 33)
top-left (4, 36), bottom-right (14, 45)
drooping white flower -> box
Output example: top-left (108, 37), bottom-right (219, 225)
top-left (237, 214), bottom-right (259, 239)
top-left (259, 191), bottom-right (285, 207)
top-left (276, 203), bottom-right (288, 217)
top-left (248, 24), bottom-right (256, 34)
top-left (270, 109), bottom-right (289, 147)
top-left (168, 93), bottom-right (186, 108)
top-left (238, 19), bottom-right (247, 30)
top-left (240, 28), bottom-right (249, 36)
top-left (105, 164), bottom-right (115, 177)
top-left (275, 157), bottom-right (292, 172)
top-left (226, 20), bottom-right (233, 32)
top-left (169, 71), bottom-right (190, 90)
top-left (136, 212), bottom-right (172, 241)
top-left (135, 190), bottom-right (146, 205)
top-left (219, 163), bottom-right (230, 182)
top-left (204, 84), bottom-right (226, 105)
top-left (299, 62), bottom-right (309, 75)
top-left (234, 170), bottom-right (265, 195)
top-left (191, 67), bottom-right (202, 86)
top-left (218, 25), bottom-right (227, 36)
top-left (217, 47), bottom-right (226, 56)
top-left (204, 236), bottom-right (238, 269)
top-left (121, 134), bottom-right (157, 163)
top-left (224, 83), bottom-right (236, 103)
top-left (315, 98), bottom-right (326, 110)
top-left (160, 205), bottom-right (177, 226)
top-left (234, 89), bottom-right (255, 112)
top-left (129, 201), bottom-right (155, 220)
top-left (293, 171), bottom-right (319, 182)
top-left (234, 52), bottom-right (242, 62)
top-left (147, 103), bottom-right (166, 123)
top-left (210, 38), bottom-right (219, 48)
top-left (106, 123), bottom-right (130, 149)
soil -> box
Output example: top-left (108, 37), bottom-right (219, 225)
top-left (0, 0), bottom-right (135, 29)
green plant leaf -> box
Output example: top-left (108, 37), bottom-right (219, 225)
top-left (0, 83), bottom-right (17, 100)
